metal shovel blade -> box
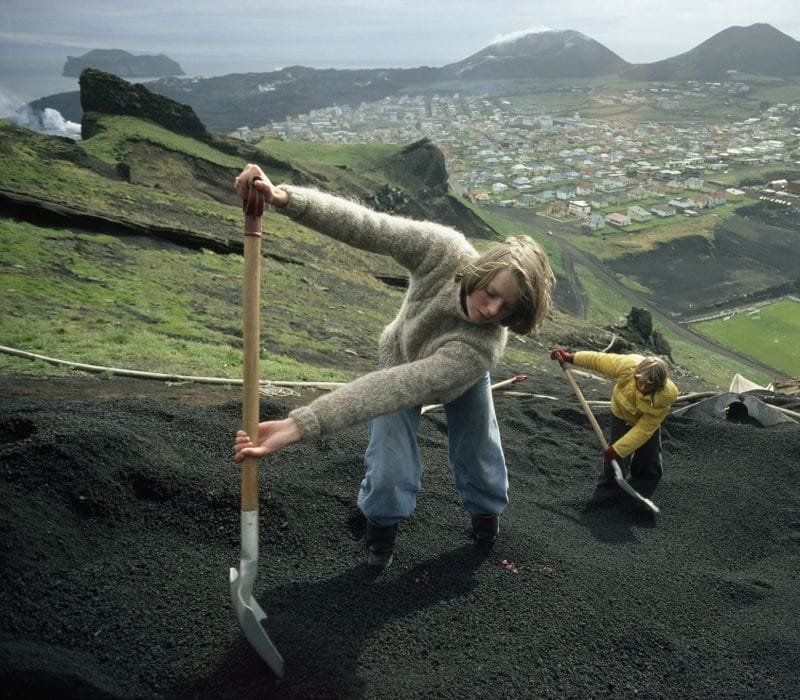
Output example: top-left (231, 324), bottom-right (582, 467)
top-left (609, 458), bottom-right (660, 515)
top-left (229, 510), bottom-right (285, 678)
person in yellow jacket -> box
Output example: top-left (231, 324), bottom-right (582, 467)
top-left (550, 348), bottom-right (678, 486)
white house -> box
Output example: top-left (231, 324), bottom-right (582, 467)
top-left (651, 203), bottom-right (677, 217)
top-left (568, 200), bottom-right (591, 217)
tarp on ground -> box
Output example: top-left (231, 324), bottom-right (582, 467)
top-left (729, 373), bottom-right (773, 393)
top-left (678, 391), bottom-right (796, 427)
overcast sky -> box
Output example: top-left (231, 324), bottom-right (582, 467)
top-left (2, 0), bottom-right (799, 75)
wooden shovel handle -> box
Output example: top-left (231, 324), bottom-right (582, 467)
top-left (241, 186), bottom-right (265, 512)
top-left (558, 361), bottom-right (610, 449)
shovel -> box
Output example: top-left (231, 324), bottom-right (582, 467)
top-left (229, 183), bottom-right (285, 677)
top-left (557, 359), bottom-right (659, 515)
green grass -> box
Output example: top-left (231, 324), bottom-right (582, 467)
top-left (469, 207), bottom-right (565, 274)
top-left (574, 265), bottom-right (629, 327)
top-left (256, 137), bottom-right (397, 169)
top-left (0, 219), bottom-right (364, 382)
top-left (0, 120), bottom-right (418, 383)
top-left (79, 115), bottom-right (243, 167)
top-left (691, 299), bottom-right (800, 378)
top-left (0, 120), bottom-right (241, 233)
top-left (2, 112), bottom-right (795, 392)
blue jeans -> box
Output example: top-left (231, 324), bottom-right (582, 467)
top-left (357, 372), bottom-right (509, 526)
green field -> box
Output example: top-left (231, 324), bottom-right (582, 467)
top-left (691, 298), bottom-right (800, 378)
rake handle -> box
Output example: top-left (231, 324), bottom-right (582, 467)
top-left (241, 186), bottom-right (265, 512)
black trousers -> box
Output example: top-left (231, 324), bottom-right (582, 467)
top-left (610, 414), bottom-right (663, 479)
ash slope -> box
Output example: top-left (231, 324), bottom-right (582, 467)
top-left (1, 371), bottom-right (799, 699)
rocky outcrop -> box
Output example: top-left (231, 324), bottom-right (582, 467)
top-left (607, 307), bottom-right (674, 361)
top-left (364, 138), bottom-right (496, 240)
top-left (79, 68), bottom-right (207, 141)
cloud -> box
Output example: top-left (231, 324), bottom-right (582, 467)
top-left (2, 0), bottom-right (800, 70)
top-left (491, 27), bottom-right (554, 45)
top-left (0, 87), bottom-right (22, 119)
top-left (5, 98), bottom-right (82, 140)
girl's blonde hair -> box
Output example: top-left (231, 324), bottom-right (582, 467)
top-left (634, 356), bottom-right (669, 392)
top-left (455, 235), bottom-right (554, 334)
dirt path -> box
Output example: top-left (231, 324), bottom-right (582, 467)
top-left (558, 246), bottom-right (588, 319)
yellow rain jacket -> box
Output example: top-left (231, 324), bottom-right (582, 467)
top-left (573, 351), bottom-right (678, 458)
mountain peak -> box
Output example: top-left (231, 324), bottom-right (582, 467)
top-left (624, 22), bottom-right (800, 81)
top-left (445, 29), bottom-right (628, 79)
top-left (488, 28), bottom-right (593, 51)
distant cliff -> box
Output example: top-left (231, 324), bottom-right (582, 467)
top-left (362, 138), bottom-right (496, 239)
top-left (64, 49), bottom-right (184, 78)
top-left (79, 68), bottom-right (207, 141)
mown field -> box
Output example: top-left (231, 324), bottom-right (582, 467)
top-left (691, 298), bottom-right (800, 378)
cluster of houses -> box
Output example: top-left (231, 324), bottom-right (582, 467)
top-left (550, 184), bottom-right (742, 232)
top-left (571, 178), bottom-right (800, 231)
top-left (469, 170), bottom-right (750, 231)
top-left (237, 87), bottom-right (800, 231)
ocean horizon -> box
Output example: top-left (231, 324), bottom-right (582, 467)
top-left (0, 41), bottom-right (282, 116)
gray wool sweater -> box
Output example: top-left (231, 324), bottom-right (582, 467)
top-left (279, 186), bottom-right (508, 440)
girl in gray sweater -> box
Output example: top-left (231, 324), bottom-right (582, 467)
top-left (233, 163), bottom-right (554, 569)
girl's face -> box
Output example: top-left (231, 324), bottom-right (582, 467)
top-left (465, 269), bottom-right (520, 325)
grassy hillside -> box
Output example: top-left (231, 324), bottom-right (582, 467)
top-left (0, 118), bottom-right (410, 382)
top-left (0, 116), bottom-right (790, 391)
top-left (1, 117), bottom-right (546, 386)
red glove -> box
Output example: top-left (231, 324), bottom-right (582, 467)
top-left (550, 347), bottom-right (574, 364)
top-left (603, 445), bottom-right (619, 463)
